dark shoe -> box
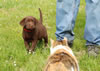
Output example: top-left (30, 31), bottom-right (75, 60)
top-left (87, 45), bottom-right (100, 57)
top-left (68, 40), bottom-right (73, 47)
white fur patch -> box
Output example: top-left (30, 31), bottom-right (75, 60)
top-left (50, 45), bottom-right (74, 56)
top-left (71, 67), bottom-right (74, 71)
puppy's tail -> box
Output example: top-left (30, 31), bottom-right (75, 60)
top-left (39, 8), bottom-right (43, 24)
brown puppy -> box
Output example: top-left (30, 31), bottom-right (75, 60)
top-left (44, 38), bottom-right (79, 71)
top-left (20, 8), bottom-right (48, 53)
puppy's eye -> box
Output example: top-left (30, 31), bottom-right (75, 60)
top-left (32, 20), bottom-right (34, 22)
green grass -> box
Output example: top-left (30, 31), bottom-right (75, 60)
top-left (0, 0), bottom-right (100, 71)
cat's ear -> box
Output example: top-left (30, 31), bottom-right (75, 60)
top-left (63, 37), bottom-right (67, 42)
top-left (63, 37), bottom-right (68, 46)
top-left (50, 38), bottom-right (54, 46)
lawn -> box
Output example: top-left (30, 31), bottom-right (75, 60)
top-left (0, 0), bottom-right (100, 71)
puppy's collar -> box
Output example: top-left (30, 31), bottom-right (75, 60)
top-left (24, 28), bottom-right (32, 32)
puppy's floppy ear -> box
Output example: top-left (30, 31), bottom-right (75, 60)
top-left (50, 38), bottom-right (54, 46)
top-left (20, 18), bottom-right (26, 26)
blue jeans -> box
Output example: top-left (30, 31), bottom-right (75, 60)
top-left (55, 0), bottom-right (100, 45)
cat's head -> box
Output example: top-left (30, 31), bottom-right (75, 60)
top-left (50, 37), bottom-right (68, 48)
top-left (50, 37), bottom-right (72, 55)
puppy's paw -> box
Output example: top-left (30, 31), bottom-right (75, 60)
top-left (32, 52), bottom-right (35, 54)
top-left (29, 50), bottom-right (32, 54)
top-left (28, 50), bottom-right (35, 54)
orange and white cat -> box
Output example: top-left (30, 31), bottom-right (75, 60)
top-left (44, 38), bottom-right (79, 71)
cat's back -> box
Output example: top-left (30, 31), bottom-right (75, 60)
top-left (44, 52), bottom-right (76, 71)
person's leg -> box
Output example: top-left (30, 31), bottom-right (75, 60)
top-left (84, 0), bottom-right (100, 56)
top-left (72, 0), bottom-right (80, 30)
top-left (55, 0), bottom-right (80, 42)
top-left (85, 0), bottom-right (100, 45)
